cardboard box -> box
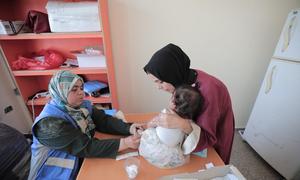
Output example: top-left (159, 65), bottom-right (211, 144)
top-left (76, 54), bottom-right (106, 68)
top-left (46, 1), bottom-right (101, 32)
top-left (159, 165), bottom-right (246, 180)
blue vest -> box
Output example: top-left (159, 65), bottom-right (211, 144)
top-left (28, 100), bottom-right (92, 180)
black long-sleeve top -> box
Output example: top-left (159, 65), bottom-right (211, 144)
top-left (33, 107), bottom-right (131, 158)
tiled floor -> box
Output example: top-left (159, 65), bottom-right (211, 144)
top-left (230, 130), bottom-right (285, 180)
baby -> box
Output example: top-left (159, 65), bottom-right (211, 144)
top-left (139, 85), bottom-right (204, 168)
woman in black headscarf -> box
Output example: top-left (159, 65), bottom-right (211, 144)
top-left (144, 43), bottom-right (235, 164)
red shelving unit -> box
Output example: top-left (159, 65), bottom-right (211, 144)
top-left (0, 0), bottom-right (118, 119)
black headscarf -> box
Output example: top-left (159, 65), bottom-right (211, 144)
top-left (144, 43), bottom-right (197, 87)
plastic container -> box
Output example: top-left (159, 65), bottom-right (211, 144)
top-left (124, 157), bottom-right (140, 179)
top-left (46, 1), bottom-right (101, 32)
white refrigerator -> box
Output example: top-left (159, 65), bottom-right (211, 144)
top-left (243, 9), bottom-right (300, 179)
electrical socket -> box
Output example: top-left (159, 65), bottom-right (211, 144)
top-left (4, 105), bottom-right (13, 114)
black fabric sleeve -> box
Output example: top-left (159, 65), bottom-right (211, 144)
top-left (33, 117), bottom-right (120, 158)
top-left (91, 107), bottom-right (132, 135)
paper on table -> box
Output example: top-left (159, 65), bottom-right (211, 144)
top-left (116, 151), bottom-right (139, 161)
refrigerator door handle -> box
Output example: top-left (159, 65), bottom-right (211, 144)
top-left (282, 15), bottom-right (297, 52)
top-left (265, 65), bottom-right (276, 94)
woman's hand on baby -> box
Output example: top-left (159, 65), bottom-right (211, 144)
top-left (157, 112), bottom-right (182, 128)
top-left (129, 123), bottom-right (145, 135)
top-left (147, 112), bottom-right (181, 129)
top-left (158, 112), bottom-right (193, 134)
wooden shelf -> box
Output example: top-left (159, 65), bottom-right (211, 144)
top-left (27, 95), bottom-right (111, 106)
top-left (0, 32), bottom-right (103, 40)
top-left (13, 67), bottom-right (107, 76)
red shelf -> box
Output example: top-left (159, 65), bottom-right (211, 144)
top-left (1, 0), bottom-right (119, 112)
top-left (0, 32), bottom-right (103, 40)
top-left (27, 95), bottom-right (111, 106)
top-left (13, 67), bottom-right (107, 76)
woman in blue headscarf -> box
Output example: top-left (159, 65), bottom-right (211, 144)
top-left (29, 70), bottom-right (142, 180)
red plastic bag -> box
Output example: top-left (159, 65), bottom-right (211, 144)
top-left (12, 50), bottom-right (65, 70)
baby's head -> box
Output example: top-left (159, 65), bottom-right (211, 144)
top-left (170, 84), bottom-right (204, 121)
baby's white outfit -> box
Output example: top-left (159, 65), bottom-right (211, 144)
top-left (139, 112), bottom-right (201, 168)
